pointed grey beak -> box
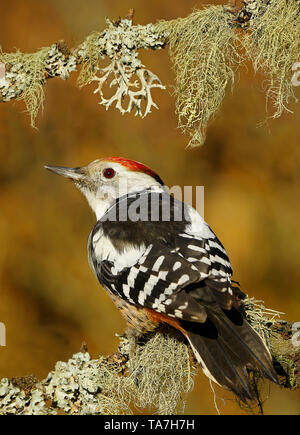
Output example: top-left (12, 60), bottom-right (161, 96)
top-left (44, 165), bottom-right (85, 181)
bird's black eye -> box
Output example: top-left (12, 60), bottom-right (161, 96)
top-left (103, 168), bottom-right (115, 179)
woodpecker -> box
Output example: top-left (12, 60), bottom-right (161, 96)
top-left (45, 157), bottom-right (278, 402)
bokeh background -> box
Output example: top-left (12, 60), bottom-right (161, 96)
top-left (0, 0), bottom-right (299, 415)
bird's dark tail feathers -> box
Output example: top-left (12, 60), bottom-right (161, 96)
top-left (182, 303), bottom-right (278, 403)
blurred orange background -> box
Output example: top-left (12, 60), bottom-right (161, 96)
top-left (0, 0), bottom-right (299, 415)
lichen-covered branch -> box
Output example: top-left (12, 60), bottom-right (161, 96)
top-left (0, 1), bottom-right (299, 143)
top-left (0, 327), bottom-right (196, 415)
top-left (241, 298), bottom-right (300, 391)
top-left (0, 12), bottom-right (167, 127)
top-left (0, 298), bottom-right (299, 415)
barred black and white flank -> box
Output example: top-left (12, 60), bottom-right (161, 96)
top-left (45, 156), bottom-right (278, 403)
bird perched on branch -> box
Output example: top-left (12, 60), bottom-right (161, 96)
top-left (45, 157), bottom-right (278, 402)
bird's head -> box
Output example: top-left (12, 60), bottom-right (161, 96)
top-left (45, 157), bottom-right (164, 219)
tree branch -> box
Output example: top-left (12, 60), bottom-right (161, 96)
top-left (0, 298), bottom-right (299, 415)
top-left (0, 2), bottom-right (264, 104)
top-left (0, 12), bottom-right (168, 125)
top-left (1, 0), bottom-right (294, 144)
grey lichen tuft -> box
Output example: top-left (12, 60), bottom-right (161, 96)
top-left (77, 18), bottom-right (166, 118)
top-left (44, 351), bottom-right (131, 414)
top-left (0, 47), bottom-right (50, 127)
top-left (0, 377), bottom-right (50, 415)
top-left (0, 43), bottom-right (77, 127)
top-left (45, 43), bottom-right (77, 81)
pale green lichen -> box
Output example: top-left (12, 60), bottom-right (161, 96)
top-left (241, 297), bottom-right (299, 411)
top-left (241, 297), bottom-right (283, 342)
top-left (0, 44), bottom-right (77, 127)
top-left (124, 328), bottom-right (196, 414)
top-left (157, 6), bottom-right (243, 147)
top-left (77, 32), bottom-right (104, 88)
top-left (0, 327), bottom-right (196, 415)
top-left (244, 0), bottom-right (300, 119)
top-left (0, 47), bottom-right (50, 127)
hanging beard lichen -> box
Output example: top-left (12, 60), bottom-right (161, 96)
top-left (0, 47), bottom-right (50, 127)
top-left (157, 6), bottom-right (243, 147)
top-left (244, 0), bottom-right (300, 119)
top-left (124, 328), bottom-right (196, 414)
top-left (77, 32), bottom-right (103, 88)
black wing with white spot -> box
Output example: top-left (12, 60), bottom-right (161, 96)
top-left (88, 189), bottom-right (235, 322)
top-left (89, 228), bottom-right (234, 322)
